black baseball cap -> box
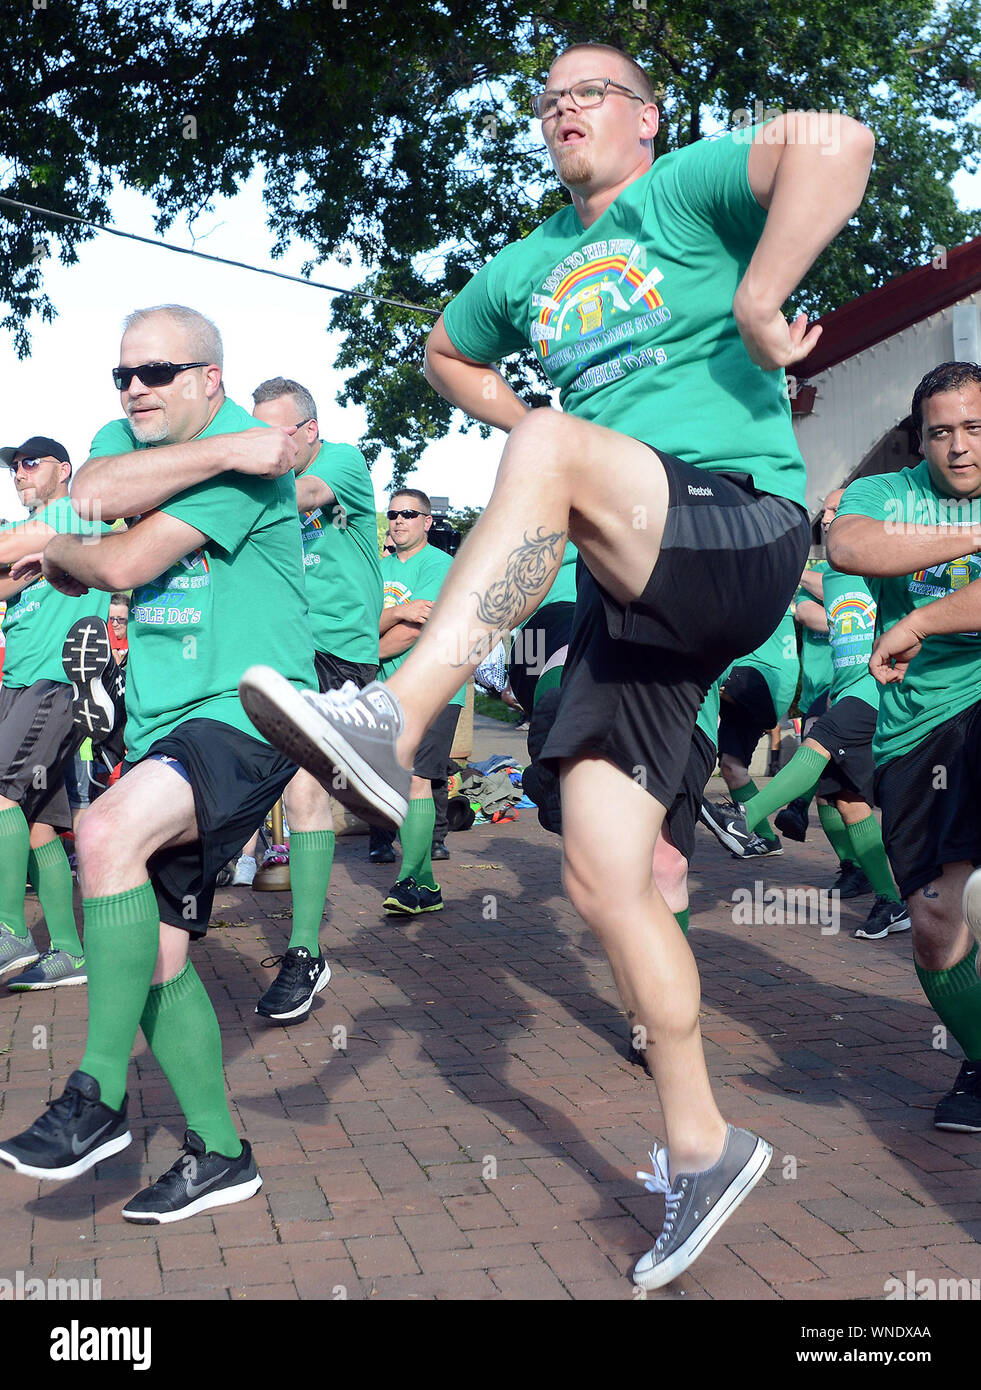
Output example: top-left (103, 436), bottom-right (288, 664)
top-left (0, 436), bottom-right (71, 468)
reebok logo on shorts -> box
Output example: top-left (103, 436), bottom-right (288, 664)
top-left (687, 484), bottom-right (713, 496)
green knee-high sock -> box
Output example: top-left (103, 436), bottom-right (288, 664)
top-left (287, 830), bottom-right (334, 956)
top-left (80, 881), bottom-right (160, 1110)
top-left (731, 780), bottom-right (777, 843)
top-left (29, 838), bottom-right (83, 955)
top-left (818, 802), bottom-right (858, 867)
top-left (401, 797), bottom-right (437, 890)
top-left (534, 664), bottom-right (564, 703)
top-left (741, 747), bottom-right (829, 834)
top-left (140, 960), bottom-right (241, 1158)
top-left (845, 815), bottom-right (900, 902)
top-left (674, 908), bottom-right (689, 937)
top-left (0, 805), bottom-right (31, 937)
top-left (915, 945), bottom-right (981, 1060)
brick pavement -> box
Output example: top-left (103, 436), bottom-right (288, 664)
top-left (1, 723), bottom-right (977, 1301)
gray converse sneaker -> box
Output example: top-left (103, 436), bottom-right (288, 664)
top-left (0, 923), bottom-right (39, 980)
top-left (632, 1125), bottom-right (772, 1290)
top-left (7, 949), bottom-right (87, 991)
top-left (239, 667), bottom-right (411, 827)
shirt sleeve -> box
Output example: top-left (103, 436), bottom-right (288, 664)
top-left (835, 473), bottom-right (899, 523)
top-left (656, 130), bottom-right (768, 253)
top-left (88, 417), bottom-right (139, 459)
top-left (411, 549), bottom-right (453, 604)
top-left (442, 240), bottom-right (533, 364)
top-left (308, 443), bottom-right (370, 515)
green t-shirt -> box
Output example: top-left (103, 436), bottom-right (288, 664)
top-left (731, 609), bottom-right (799, 724)
top-left (520, 542), bottom-right (579, 627)
top-left (1, 496), bottom-right (111, 688)
top-left (299, 442), bottom-right (383, 664)
top-left (88, 398), bottom-right (316, 759)
top-left (837, 461), bottom-right (981, 765)
top-left (380, 544), bottom-right (465, 707)
top-left (695, 675), bottom-right (723, 750)
top-left (794, 560), bottom-right (833, 712)
top-left (442, 129), bottom-right (805, 506)
top-left (822, 568), bottom-right (879, 712)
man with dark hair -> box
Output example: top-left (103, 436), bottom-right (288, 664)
top-left (0, 437), bottom-right (109, 991)
top-left (250, 376), bottom-right (381, 1019)
top-left (832, 360), bottom-right (981, 1130)
top-left (0, 305), bottom-right (315, 1222)
top-left (241, 44), bottom-right (873, 1287)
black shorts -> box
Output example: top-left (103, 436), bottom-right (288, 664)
top-left (508, 601), bottom-right (575, 715)
top-left (541, 453), bottom-right (810, 809)
top-left (717, 667), bottom-right (777, 766)
top-left (314, 650), bottom-right (378, 694)
top-left (875, 700), bottom-right (981, 899)
top-left (802, 689), bottom-right (830, 735)
top-left (0, 681), bottom-right (79, 831)
top-left (414, 704), bottom-right (462, 784)
top-left (810, 696), bottom-right (877, 805)
top-left (122, 719), bottom-right (296, 935)
top-left (665, 727), bottom-right (717, 863)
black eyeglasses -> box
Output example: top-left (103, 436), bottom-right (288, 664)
top-left (112, 361), bottom-right (209, 391)
top-left (532, 77), bottom-right (645, 120)
top-left (387, 508), bottom-right (430, 521)
top-left (7, 457), bottom-right (44, 474)
top-left (292, 418), bottom-right (313, 431)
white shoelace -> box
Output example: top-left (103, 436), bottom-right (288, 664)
top-left (308, 681), bottom-right (380, 728)
top-left (636, 1147), bottom-right (684, 1250)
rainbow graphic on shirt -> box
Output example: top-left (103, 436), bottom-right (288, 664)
top-left (534, 251), bottom-right (666, 359)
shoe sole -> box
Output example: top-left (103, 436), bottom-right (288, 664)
top-left (0, 950), bottom-right (40, 980)
top-left (8, 974), bottom-right (88, 991)
top-left (122, 1172), bottom-right (263, 1224)
top-left (383, 899), bottom-right (421, 915)
top-left (698, 803), bottom-right (749, 858)
top-left (0, 1129), bottom-right (132, 1181)
top-left (854, 915), bottom-right (911, 940)
top-left (239, 666), bottom-right (408, 829)
top-left (774, 817), bottom-right (807, 843)
top-left (62, 620), bottom-right (117, 741)
top-left (255, 963), bottom-right (332, 1022)
top-left (632, 1137), bottom-right (772, 1291)
top-left (934, 1119), bottom-right (981, 1133)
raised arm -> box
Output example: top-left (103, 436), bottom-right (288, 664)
top-left (424, 317), bottom-right (531, 432)
top-left (71, 427), bottom-right (301, 522)
top-left (33, 511), bottom-right (208, 595)
top-left (827, 512), bottom-right (981, 578)
top-left (735, 113), bottom-right (875, 371)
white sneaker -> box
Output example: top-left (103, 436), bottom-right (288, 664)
top-left (231, 855), bottom-right (257, 886)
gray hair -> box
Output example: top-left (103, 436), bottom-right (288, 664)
top-left (122, 305), bottom-right (223, 369)
top-left (252, 376), bottom-right (318, 422)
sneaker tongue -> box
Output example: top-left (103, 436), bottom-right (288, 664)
top-left (183, 1129), bottom-right (207, 1155)
top-left (66, 1070), bottom-right (101, 1101)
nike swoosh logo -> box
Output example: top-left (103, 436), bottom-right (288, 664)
top-left (186, 1168), bottom-right (232, 1198)
top-left (71, 1118), bottom-right (115, 1154)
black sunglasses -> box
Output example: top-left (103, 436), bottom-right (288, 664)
top-left (7, 456), bottom-right (44, 473)
top-left (112, 361), bottom-right (209, 391)
top-left (387, 508), bottom-right (430, 520)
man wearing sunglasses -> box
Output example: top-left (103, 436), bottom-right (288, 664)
top-left (370, 490), bottom-right (464, 913)
top-left (0, 304), bottom-right (316, 1224)
top-left (0, 437), bottom-right (110, 992)
top-left (248, 375), bottom-right (382, 1019)
top-left (240, 43), bottom-right (874, 1287)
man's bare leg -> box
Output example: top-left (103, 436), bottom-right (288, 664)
top-left (560, 755), bottom-right (726, 1173)
top-left (386, 410), bottom-right (669, 764)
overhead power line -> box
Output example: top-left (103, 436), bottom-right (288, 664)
top-left (0, 195), bottom-right (441, 317)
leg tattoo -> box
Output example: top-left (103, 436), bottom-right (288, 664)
top-left (455, 528), bottom-right (566, 668)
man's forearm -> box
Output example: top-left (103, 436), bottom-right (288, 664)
top-left (45, 532), bottom-right (127, 592)
top-left (71, 435), bottom-right (230, 520)
top-left (379, 623), bottom-right (420, 659)
top-left (904, 578), bottom-right (981, 638)
top-left (797, 569), bottom-right (825, 600)
top-left (795, 601), bottom-right (828, 633)
top-left (424, 345), bottom-right (530, 434)
top-left (740, 115), bottom-right (873, 316)
top-left (828, 515), bottom-right (981, 577)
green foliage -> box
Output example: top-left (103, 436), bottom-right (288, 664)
top-left (3, 0), bottom-right (981, 477)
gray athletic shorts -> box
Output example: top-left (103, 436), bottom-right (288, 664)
top-left (0, 680), bottom-right (78, 830)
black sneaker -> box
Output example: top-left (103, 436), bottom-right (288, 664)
top-left (633, 1125), bottom-right (772, 1290)
top-left (430, 840), bottom-right (450, 862)
top-left (853, 896), bottom-right (911, 939)
top-left (742, 832), bottom-right (783, 858)
top-left (774, 797), bottom-right (809, 842)
top-left (62, 617), bottom-right (123, 743)
top-left (384, 878), bottom-right (421, 915)
top-left (369, 844), bottom-right (397, 864)
top-left (831, 861), bottom-right (873, 898)
top-left (699, 799), bottom-right (752, 857)
top-left (0, 1070), bottom-right (131, 1180)
top-left (417, 883), bottom-right (444, 913)
top-left (121, 1129), bottom-right (262, 1223)
top-left (255, 947), bottom-right (331, 1022)
top-left (934, 1062), bottom-right (981, 1132)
